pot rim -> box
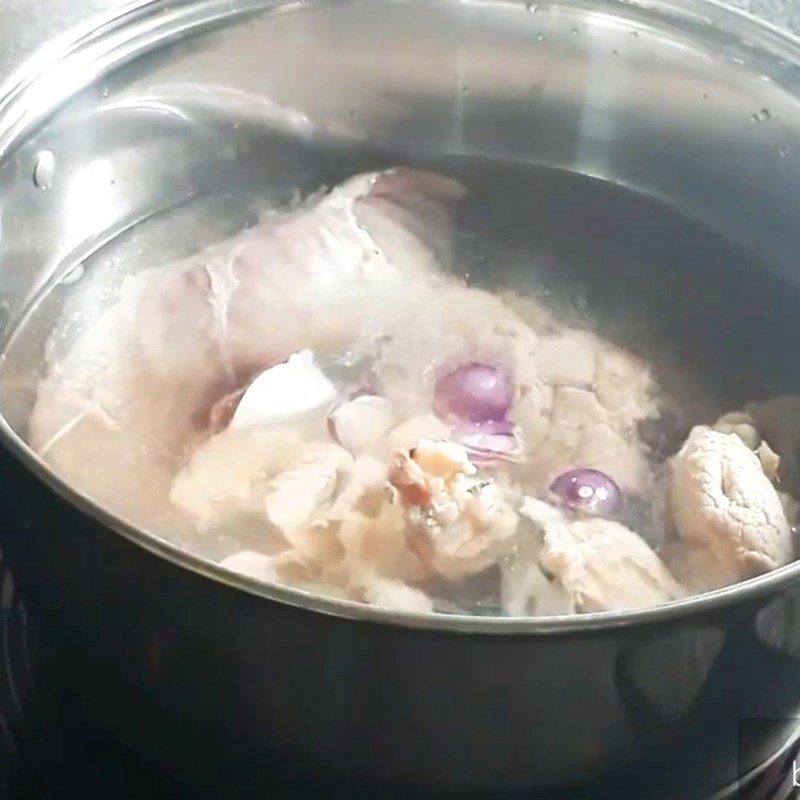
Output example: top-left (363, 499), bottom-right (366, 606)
top-left (2, 0), bottom-right (800, 635)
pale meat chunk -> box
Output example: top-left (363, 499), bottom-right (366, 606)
top-left (29, 304), bottom-right (207, 533)
top-left (133, 168), bottom-right (465, 386)
top-left (667, 427), bottom-right (793, 591)
top-left (219, 550), bottom-right (352, 602)
top-left (336, 493), bottom-right (427, 586)
top-left (517, 497), bottom-right (683, 613)
top-left (170, 426), bottom-right (302, 531)
top-left (29, 168), bottom-right (464, 532)
top-left (385, 414), bottom-right (451, 454)
top-left (536, 330), bottom-right (599, 387)
top-left (419, 285), bottom-right (658, 496)
top-left (712, 411), bottom-right (781, 480)
top-left (262, 442), bottom-right (354, 561)
top-left (743, 396), bottom-right (800, 491)
top-left (361, 577), bottom-right (434, 614)
top-left (286, 453), bottom-right (430, 610)
top-left (388, 440), bottom-right (520, 581)
top-left (500, 527), bottom-right (576, 617)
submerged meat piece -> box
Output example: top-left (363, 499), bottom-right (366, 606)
top-left (277, 452), bottom-right (430, 610)
top-left (361, 577), bottom-right (434, 614)
top-left (407, 285), bottom-right (660, 496)
top-left (219, 549), bottom-right (353, 601)
top-left (667, 427), bottom-right (793, 591)
top-left (712, 411), bottom-right (781, 480)
top-left (389, 440), bottom-right (476, 509)
top-left (29, 168), bottom-right (464, 529)
top-left (539, 517), bottom-right (682, 612)
top-left (262, 442), bottom-right (353, 558)
top-left (741, 396), bottom-right (800, 492)
top-left (713, 412), bottom-right (762, 451)
top-left (134, 168), bottom-right (466, 385)
top-left (29, 308), bottom-right (203, 534)
top-left (361, 282), bottom-right (659, 498)
top-left (385, 414), bottom-right (452, 454)
top-left (191, 434), bottom-right (429, 610)
top-left (501, 524), bottom-right (576, 617)
top-left (173, 429), bottom-right (354, 556)
top-left (515, 497), bottom-right (682, 613)
top-left (170, 425), bottom-right (302, 532)
top-left (526, 380), bottom-right (653, 494)
top-left (336, 482), bottom-right (426, 582)
top-left (220, 549), bottom-right (309, 586)
top-left (327, 394), bottom-right (395, 454)
top-left (389, 440), bottom-right (520, 581)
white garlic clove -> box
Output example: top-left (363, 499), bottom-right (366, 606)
top-left (328, 394), bottom-right (394, 453)
top-left (230, 350), bottom-right (339, 431)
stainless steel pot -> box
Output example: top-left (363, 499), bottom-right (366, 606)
top-left (2, 1), bottom-right (800, 796)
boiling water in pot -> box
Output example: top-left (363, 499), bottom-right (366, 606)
top-left (2, 87), bottom-right (800, 618)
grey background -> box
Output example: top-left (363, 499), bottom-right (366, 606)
top-left (0, 0), bottom-right (798, 82)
